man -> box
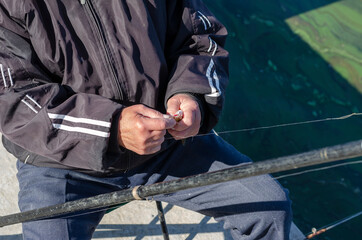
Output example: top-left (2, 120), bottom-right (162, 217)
top-left (0, 0), bottom-right (292, 239)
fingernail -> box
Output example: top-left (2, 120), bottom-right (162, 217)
top-left (163, 114), bottom-right (172, 119)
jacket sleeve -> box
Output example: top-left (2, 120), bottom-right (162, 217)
top-left (165, 0), bottom-right (229, 133)
top-left (0, 5), bottom-right (123, 172)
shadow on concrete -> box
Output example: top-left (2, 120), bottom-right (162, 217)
top-left (0, 217), bottom-right (232, 240)
top-left (93, 204), bottom-right (232, 239)
top-left (93, 221), bottom-right (232, 239)
top-left (96, 204), bottom-right (231, 239)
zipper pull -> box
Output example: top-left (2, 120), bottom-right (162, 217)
top-left (80, 0), bottom-right (86, 5)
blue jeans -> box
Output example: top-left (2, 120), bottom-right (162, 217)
top-left (17, 134), bottom-right (292, 239)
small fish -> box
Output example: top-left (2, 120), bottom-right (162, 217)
top-left (171, 110), bottom-right (186, 145)
top-left (173, 110), bottom-right (184, 122)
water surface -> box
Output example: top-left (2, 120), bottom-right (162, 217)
top-left (204, 0), bottom-right (362, 239)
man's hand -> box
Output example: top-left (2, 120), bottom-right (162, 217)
top-left (167, 94), bottom-right (201, 140)
top-left (118, 105), bottom-right (176, 155)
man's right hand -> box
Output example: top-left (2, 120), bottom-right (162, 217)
top-left (118, 105), bottom-right (176, 155)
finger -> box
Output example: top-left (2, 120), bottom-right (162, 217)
top-left (171, 120), bottom-right (188, 132)
top-left (166, 97), bottom-right (181, 115)
top-left (141, 116), bottom-right (175, 131)
top-left (167, 129), bottom-right (185, 140)
top-left (147, 130), bottom-right (166, 142)
top-left (136, 105), bottom-right (176, 130)
top-left (144, 136), bottom-right (165, 154)
top-left (132, 135), bottom-right (164, 155)
top-left (171, 109), bottom-right (195, 132)
top-left (146, 145), bottom-right (162, 155)
top-left (168, 128), bottom-right (197, 140)
top-left (137, 104), bottom-right (165, 119)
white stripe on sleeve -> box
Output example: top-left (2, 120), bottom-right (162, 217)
top-left (21, 99), bottom-right (39, 114)
top-left (197, 11), bottom-right (211, 28)
top-left (0, 64), bottom-right (7, 88)
top-left (48, 113), bottom-right (111, 128)
top-left (7, 68), bottom-right (13, 86)
top-left (26, 95), bottom-right (42, 109)
top-left (206, 59), bottom-right (221, 98)
top-left (52, 124), bottom-right (110, 138)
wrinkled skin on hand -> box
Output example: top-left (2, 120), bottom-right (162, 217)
top-left (167, 94), bottom-right (201, 140)
top-left (118, 104), bottom-right (176, 155)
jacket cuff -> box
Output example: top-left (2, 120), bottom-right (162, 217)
top-left (107, 109), bottom-right (125, 155)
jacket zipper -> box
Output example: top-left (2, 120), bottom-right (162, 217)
top-left (81, 0), bottom-right (124, 101)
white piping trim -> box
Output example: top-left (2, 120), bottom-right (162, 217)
top-left (208, 38), bottom-right (218, 56)
top-left (0, 64), bottom-right (7, 88)
top-left (48, 113), bottom-right (111, 128)
top-left (213, 70), bottom-right (221, 93)
top-left (198, 16), bottom-right (208, 30)
top-left (197, 11), bottom-right (211, 28)
top-left (21, 99), bottom-right (39, 114)
top-left (206, 59), bottom-right (215, 78)
top-left (52, 123), bottom-right (110, 138)
top-left (7, 68), bottom-right (13, 86)
top-left (24, 155), bottom-right (30, 164)
top-left (207, 38), bottom-right (213, 52)
top-left (25, 95), bottom-right (42, 109)
top-left (206, 92), bottom-right (221, 97)
top-left (212, 41), bottom-right (218, 56)
top-left (206, 60), bottom-right (216, 93)
top-left (205, 59), bottom-right (221, 98)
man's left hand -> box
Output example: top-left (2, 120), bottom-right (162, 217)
top-left (167, 93), bottom-right (201, 140)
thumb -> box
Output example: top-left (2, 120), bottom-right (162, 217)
top-left (167, 97), bottom-right (181, 115)
top-left (138, 105), bottom-right (165, 119)
top-left (142, 116), bottom-right (175, 130)
top-left (137, 105), bottom-right (176, 130)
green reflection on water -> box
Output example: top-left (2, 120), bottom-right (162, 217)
top-left (204, 0), bottom-right (362, 239)
top-left (286, 1), bottom-right (362, 93)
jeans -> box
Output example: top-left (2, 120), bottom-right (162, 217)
top-left (17, 133), bottom-right (292, 239)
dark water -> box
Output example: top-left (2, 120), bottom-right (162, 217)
top-left (204, 0), bottom-right (362, 239)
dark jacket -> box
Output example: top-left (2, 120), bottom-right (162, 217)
top-left (0, 0), bottom-right (229, 176)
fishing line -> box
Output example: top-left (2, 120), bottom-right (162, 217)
top-left (274, 159), bottom-right (362, 180)
top-left (206, 112), bottom-right (361, 137)
top-left (166, 112), bottom-right (362, 140)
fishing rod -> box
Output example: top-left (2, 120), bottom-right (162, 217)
top-left (305, 210), bottom-right (362, 239)
top-left (0, 139), bottom-right (361, 228)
